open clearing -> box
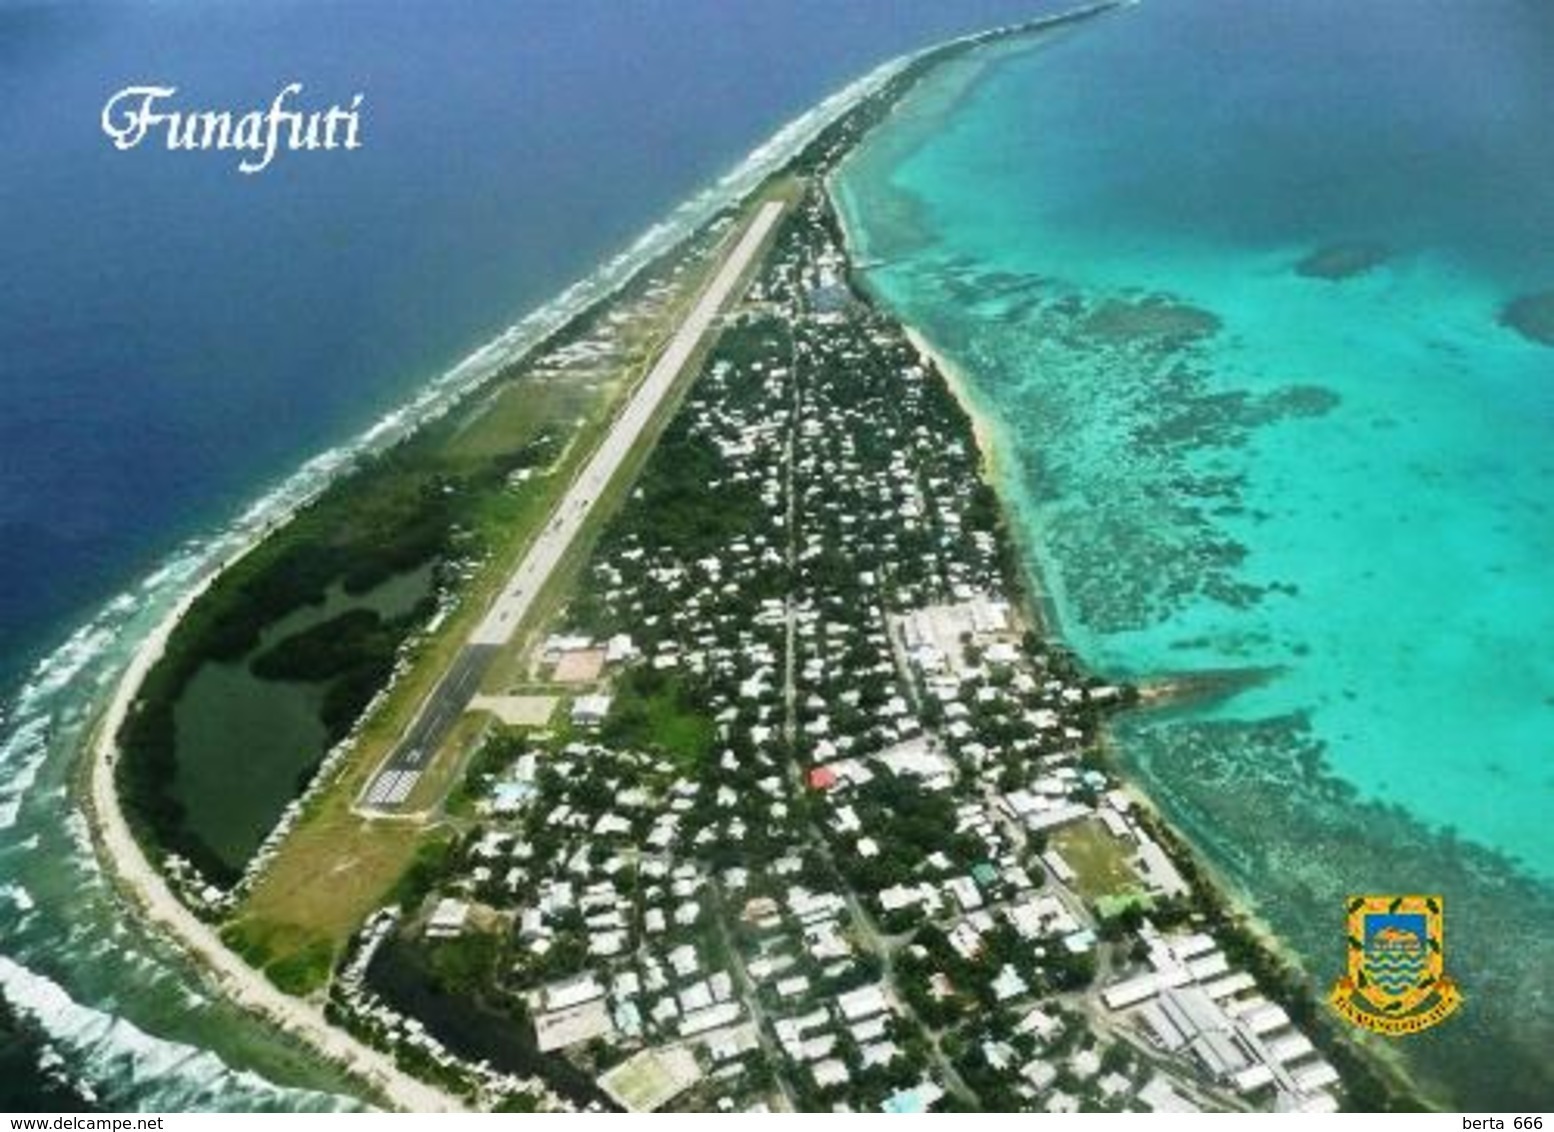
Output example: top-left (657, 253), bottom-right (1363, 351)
top-left (1049, 817), bottom-right (1142, 903)
top-left (599, 1045), bottom-right (703, 1113)
top-left (229, 189), bottom-right (792, 979)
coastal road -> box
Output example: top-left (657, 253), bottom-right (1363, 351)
top-left (360, 198), bottom-right (787, 813)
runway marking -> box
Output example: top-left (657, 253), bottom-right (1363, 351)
top-left (358, 199), bottom-right (786, 814)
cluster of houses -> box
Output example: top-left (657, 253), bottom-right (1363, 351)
top-left (451, 724), bottom-right (942, 1110)
top-left (329, 907), bottom-right (559, 1111)
top-left (366, 187), bottom-right (1347, 1113)
top-left (1102, 924), bottom-right (1341, 1112)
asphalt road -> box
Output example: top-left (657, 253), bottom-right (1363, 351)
top-left (360, 198), bottom-right (786, 812)
top-left (470, 198), bottom-right (787, 648)
top-left (362, 644), bottom-right (499, 808)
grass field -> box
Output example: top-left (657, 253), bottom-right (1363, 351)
top-left (600, 669), bottom-right (714, 770)
top-left (229, 374), bottom-right (610, 986)
top-left (599, 1046), bottom-right (702, 1113)
top-left (1050, 818), bottom-right (1143, 905)
top-left (226, 185), bottom-right (794, 988)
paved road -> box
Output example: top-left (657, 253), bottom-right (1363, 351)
top-left (361, 644), bottom-right (499, 809)
top-left (711, 879), bottom-right (799, 1111)
top-left (470, 198), bottom-right (787, 649)
top-left (360, 199), bottom-right (787, 813)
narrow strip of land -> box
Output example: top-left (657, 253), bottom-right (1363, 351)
top-left (360, 199), bottom-right (787, 813)
top-left (87, 566), bottom-right (464, 1112)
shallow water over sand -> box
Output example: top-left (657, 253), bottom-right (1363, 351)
top-left (0, 4), bottom-right (1056, 1105)
top-left (836, 0), bottom-right (1554, 1108)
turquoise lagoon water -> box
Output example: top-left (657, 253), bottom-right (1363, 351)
top-left (835, 0), bottom-right (1554, 1109)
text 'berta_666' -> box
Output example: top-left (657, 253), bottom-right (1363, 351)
top-left (1329, 894), bottom-right (1463, 1036)
top-left (101, 82), bottom-right (363, 175)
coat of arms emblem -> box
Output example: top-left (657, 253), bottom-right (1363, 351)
top-left (1329, 894), bottom-right (1461, 1035)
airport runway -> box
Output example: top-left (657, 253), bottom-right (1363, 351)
top-left (360, 198), bottom-right (786, 812)
top-left (361, 644), bottom-right (499, 809)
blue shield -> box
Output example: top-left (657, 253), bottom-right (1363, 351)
top-left (1361, 912), bottom-right (1429, 999)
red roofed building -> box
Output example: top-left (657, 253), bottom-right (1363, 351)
top-left (808, 766), bottom-right (838, 791)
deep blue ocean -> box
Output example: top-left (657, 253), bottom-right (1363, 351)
top-left (0, 0), bottom-right (1051, 687)
top-left (0, 1), bottom-right (1055, 1111)
top-left (836, 0), bottom-right (1554, 1108)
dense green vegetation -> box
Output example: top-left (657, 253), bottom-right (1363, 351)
top-left (565, 320), bottom-right (788, 640)
top-left (250, 609), bottom-right (387, 683)
top-left (113, 272), bottom-right (645, 885)
top-left (599, 667), bottom-right (715, 768)
top-left (569, 332), bottom-right (773, 620)
top-left (391, 834), bottom-right (458, 912)
top-left (219, 922), bottom-right (337, 997)
top-left (249, 604), bottom-right (431, 743)
top-left (360, 934), bottom-right (615, 1110)
top-left (837, 773), bottom-right (984, 893)
top-left (116, 444), bottom-right (478, 882)
top-left (263, 940), bottom-right (339, 997)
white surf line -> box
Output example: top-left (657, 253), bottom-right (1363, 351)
top-left (87, 568), bottom-right (465, 1113)
top-left (0, 955), bottom-right (347, 1111)
top-left (59, 64), bottom-right (901, 1107)
top-left (357, 198), bottom-right (787, 813)
top-left (51, 52), bottom-right (921, 1112)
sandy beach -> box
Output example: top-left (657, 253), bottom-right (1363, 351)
top-left (901, 322), bottom-right (1409, 1098)
top-left (85, 558), bottom-right (465, 1114)
top-left (905, 325), bottom-right (1314, 959)
top-left (902, 325), bottom-right (1072, 636)
top-left (903, 326), bottom-right (1007, 481)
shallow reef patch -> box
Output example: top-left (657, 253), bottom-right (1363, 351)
top-left (1081, 294), bottom-right (1222, 345)
top-left (1294, 241), bottom-right (1390, 281)
top-left (1499, 289), bottom-right (1554, 347)
top-left (1115, 709), bottom-right (1554, 1111)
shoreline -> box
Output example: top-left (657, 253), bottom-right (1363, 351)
top-left (83, 551), bottom-right (465, 1113)
top-left (892, 289), bottom-right (1428, 1114)
top-left (828, 148), bottom-right (1331, 981)
top-left (900, 321), bottom-right (1073, 641)
top-left (56, 2), bottom-right (1416, 1113)
top-left (901, 327), bottom-right (1330, 972)
top-left (58, 46), bottom-right (927, 1113)
top-left (903, 328), bottom-right (1003, 484)
top-left (827, 176), bottom-right (1429, 1113)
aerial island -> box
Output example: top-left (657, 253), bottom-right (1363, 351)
top-left (87, 4), bottom-right (1418, 1114)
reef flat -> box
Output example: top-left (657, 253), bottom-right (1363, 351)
top-left (1500, 289), bottom-right (1554, 346)
top-left (1294, 242), bottom-right (1390, 281)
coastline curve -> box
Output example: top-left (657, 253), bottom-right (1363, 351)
top-left (55, 46), bottom-right (927, 1108)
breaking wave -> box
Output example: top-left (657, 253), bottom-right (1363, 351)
top-left (0, 52), bottom-right (911, 1110)
top-left (0, 957), bottom-right (349, 1112)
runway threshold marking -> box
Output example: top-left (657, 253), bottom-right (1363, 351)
top-left (359, 199), bottom-right (787, 813)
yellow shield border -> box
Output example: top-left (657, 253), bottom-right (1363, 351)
top-left (1329, 894), bottom-right (1462, 1036)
